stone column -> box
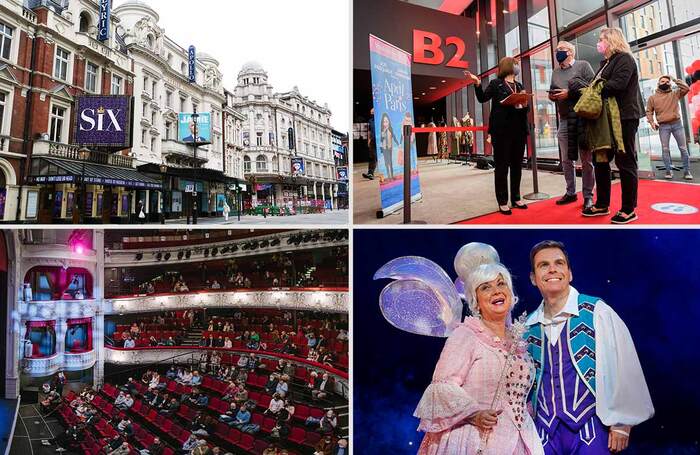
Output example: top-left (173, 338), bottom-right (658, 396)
top-left (321, 183), bottom-right (326, 207)
top-left (5, 231), bottom-right (21, 398)
top-left (93, 229), bottom-right (105, 388)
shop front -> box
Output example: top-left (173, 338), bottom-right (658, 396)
top-left (27, 152), bottom-right (162, 224)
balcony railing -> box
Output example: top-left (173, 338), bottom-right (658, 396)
top-left (19, 299), bottom-right (98, 321)
top-left (22, 350), bottom-right (96, 376)
top-left (0, 135), bottom-right (10, 154)
top-left (162, 139), bottom-right (209, 163)
top-left (32, 140), bottom-right (134, 168)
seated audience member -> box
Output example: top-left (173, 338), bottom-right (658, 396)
top-left (237, 354), bottom-right (249, 369)
top-left (222, 381), bottom-right (238, 401)
top-left (52, 423), bottom-right (85, 453)
top-left (320, 410), bottom-right (338, 434)
top-left (115, 392), bottom-right (134, 410)
top-left (223, 337), bottom-right (232, 348)
top-left (215, 336), bottom-right (225, 348)
top-left (264, 373), bottom-right (280, 395)
top-left (166, 365), bottom-right (178, 379)
top-left (160, 397), bottom-right (180, 416)
top-left (124, 336), bottom-right (136, 349)
top-left (231, 404), bottom-right (251, 429)
top-left (148, 389), bottom-right (164, 408)
top-left (199, 336), bottom-right (209, 347)
top-left (247, 354), bottom-right (258, 370)
top-left (336, 329), bottom-right (348, 341)
top-left (276, 376), bottom-right (289, 398)
top-left (314, 434), bottom-right (335, 455)
top-left (334, 439), bottom-right (349, 455)
top-left (149, 336), bottom-right (159, 346)
top-left (139, 436), bottom-right (164, 455)
top-left (191, 370), bottom-right (202, 386)
top-left (312, 373), bottom-right (332, 400)
top-left (233, 385), bottom-right (249, 405)
top-left (108, 441), bottom-right (131, 455)
top-left (218, 401), bottom-right (239, 424)
top-left (40, 388), bottom-right (61, 412)
top-left (165, 336), bottom-right (176, 346)
top-left (307, 348), bottom-right (319, 362)
top-left (265, 393), bottom-right (285, 416)
top-left (116, 417), bottom-right (133, 437)
top-left (211, 280), bottom-right (221, 289)
top-left (181, 433), bottom-right (199, 453)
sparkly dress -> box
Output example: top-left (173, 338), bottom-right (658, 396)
top-left (414, 317), bottom-right (543, 455)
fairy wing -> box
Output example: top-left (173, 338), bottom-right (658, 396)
top-left (374, 256), bottom-right (462, 337)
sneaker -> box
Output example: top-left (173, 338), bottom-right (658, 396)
top-left (611, 211), bottom-right (638, 224)
top-left (362, 173), bottom-right (374, 180)
top-left (582, 206), bottom-right (610, 217)
top-left (555, 194), bottom-right (577, 205)
top-left (684, 172), bottom-right (693, 180)
top-left (664, 171), bottom-right (673, 179)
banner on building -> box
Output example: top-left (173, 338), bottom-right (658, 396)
top-left (97, 0), bottom-right (111, 42)
top-left (188, 45), bottom-right (197, 83)
top-left (291, 157), bottom-right (305, 176)
top-left (369, 34), bottom-right (422, 217)
top-left (178, 112), bottom-right (211, 144)
top-left (337, 166), bottom-right (349, 181)
top-left (73, 95), bottom-right (133, 148)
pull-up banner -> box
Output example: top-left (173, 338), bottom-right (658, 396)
top-left (369, 34), bottom-right (422, 217)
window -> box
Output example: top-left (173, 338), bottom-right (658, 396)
top-left (142, 103), bottom-right (147, 117)
top-left (150, 136), bottom-right (156, 151)
top-left (243, 156), bottom-right (251, 172)
top-left (111, 74), bottom-right (123, 95)
top-left (79, 12), bottom-right (91, 33)
top-left (49, 105), bottom-right (66, 142)
top-left (141, 129), bottom-right (146, 144)
top-left (54, 47), bottom-right (69, 81)
top-left (181, 62), bottom-right (187, 75)
top-left (256, 132), bottom-right (263, 146)
top-left (166, 90), bottom-right (173, 108)
top-left (180, 97), bottom-right (186, 113)
top-left (165, 121), bottom-right (173, 140)
top-left (0, 92), bottom-right (6, 133)
top-left (0, 21), bottom-right (13, 61)
top-left (152, 81), bottom-right (157, 98)
top-left (272, 155), bottom-right (279, 172)
top-left (151, 110), bottom-right (156, 125)
top-left (143, 76), bottom-right (148, 92)
top-left (85, 62), bottom-right (98, 93)
top-left (256, 154), bottom-right (268, 172)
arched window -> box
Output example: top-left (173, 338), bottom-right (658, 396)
top-left (181, 62), bottom-right (187, 75)
top-left (243, 156), bottom-right (251, 173)
top-left (24, 266), bottom-right (94, 301)
top-left (256, 155), bottom-right (268, 173)
top-left (272, 155), bottom-right (279, 172)
top-left (79, 11), bottom-right (91, 33)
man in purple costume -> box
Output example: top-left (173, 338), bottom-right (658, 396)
top-left (525, 241), bottom-right (654, 453)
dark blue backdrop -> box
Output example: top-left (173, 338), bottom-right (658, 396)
top-left (353, 229), bottom-right (700, 454)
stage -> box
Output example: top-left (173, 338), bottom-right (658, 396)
top-left (458, 179), bottom-right (700, 224)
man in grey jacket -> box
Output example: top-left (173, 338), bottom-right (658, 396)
top-left (549, 41), bottom-right (596, 209)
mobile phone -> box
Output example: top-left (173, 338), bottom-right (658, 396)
top-left (547, 89), bottom-right (562, 93)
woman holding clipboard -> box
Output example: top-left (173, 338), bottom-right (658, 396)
top-left (467, 57), bottom-right (531, 215)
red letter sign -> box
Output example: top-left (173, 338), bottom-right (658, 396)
top-left (413, 29), bottom-right (444, 65)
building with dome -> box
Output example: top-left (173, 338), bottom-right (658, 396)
top-left (113, 0), bottom-right (246, 223)
top-left (232, 63), bottom-right (341, 211)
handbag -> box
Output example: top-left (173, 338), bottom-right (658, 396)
top-left (574, 61), bottom-right (610, 120)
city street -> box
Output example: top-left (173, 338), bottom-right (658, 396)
top-left (163, 209), bottom-right (349, 225)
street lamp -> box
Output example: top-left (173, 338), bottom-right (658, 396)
top-left (191, 108), bottom-right (199, 225)
top-left (159, 162), bottom-right (167, 224)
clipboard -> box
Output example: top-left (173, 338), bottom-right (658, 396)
top-left (500, 93), bottom-right (533, 106)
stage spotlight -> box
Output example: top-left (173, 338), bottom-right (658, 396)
top-left (242, 243), bottom-right (249, 251)
top-left (293, 236), bottom-right (302, 246)
top-left (231, 244), bottom-right (239, 252)
top-left (135, 253), bottom-right (143, 261)
top-left (250, 242), bottom-right (258, 250)
top-left (204, 248), bottom-right (210, 257)
top-left (212, 247), bottom-right (218, 256)
top-left (303, 234), bottom-right (311, 243)
top-left (271, 238), bottom-right (280, 246)
top-left (177, 251), bottom-right (184, 260)
top-left (164, 252), bottom-right (171, 261)
top-left (287, 236), bottom-right (295, 245)
top-left (185, 250), bottom-right (192, 259)
top-left (311, 233), bottom-right (320, 242)
top-left (156, 252), bottom-right (162, 261)
top-left (221, 246), bottom-right (229, 254)
top-left (260, 240), bottom-right (269, 248)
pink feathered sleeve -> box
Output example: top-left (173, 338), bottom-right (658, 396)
top-left (414, 324), bottom-right (481, 432)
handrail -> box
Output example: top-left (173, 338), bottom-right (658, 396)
top-left (104, 345), bottom-right (348, 380)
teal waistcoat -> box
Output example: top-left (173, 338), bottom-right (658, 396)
top-left (525, 293), bottom-right (598, 410)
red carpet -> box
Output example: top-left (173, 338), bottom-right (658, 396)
top-left (457, 180), bottom-right (700, 224)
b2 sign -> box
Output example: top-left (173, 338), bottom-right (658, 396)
top-left (73, 95), bottom-right (133, 148)
top-left (413, 29), bottom-right (470, 69)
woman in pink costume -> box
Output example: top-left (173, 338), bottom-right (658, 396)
top-left (375, 243), bottom-right (543, 455)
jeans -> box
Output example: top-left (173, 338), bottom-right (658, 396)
top-left (381, 147), bottom-right (394, 179)
top-left (659, 119), bottom-right (690, 172)
top-left (558, 123), bottom-right (594, 199)
top-left (367, 143), bottom-right (377, 175)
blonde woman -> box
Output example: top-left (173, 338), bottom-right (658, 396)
top-left (584, 27), bottom-right (644, 224)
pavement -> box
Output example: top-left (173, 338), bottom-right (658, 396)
top-left (353, 157), bottom-right (577, 224)
top-left (162, 209), bottom-right (350, 225)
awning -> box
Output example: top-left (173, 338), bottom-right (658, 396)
top-left (30, 158), bottom-right (162, 190)
top-left (137, 163), bottom-right (239, 185)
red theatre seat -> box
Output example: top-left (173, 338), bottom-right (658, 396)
top-left (289, 427), bottom-right (306, 444)
top-left (237, 434), bottom-right (255, 451)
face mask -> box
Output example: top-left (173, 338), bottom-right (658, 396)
top-left (513, 65), bottom-right (520, 76)
top-left (556, 50), bottom-right (569, 63)
top-left (658, 83), bottom-right (671, 91)
top-left (596, 41), bottom-right (608, 54)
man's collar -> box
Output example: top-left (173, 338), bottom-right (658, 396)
top-left (525, 286), bottom-right (579, 326)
